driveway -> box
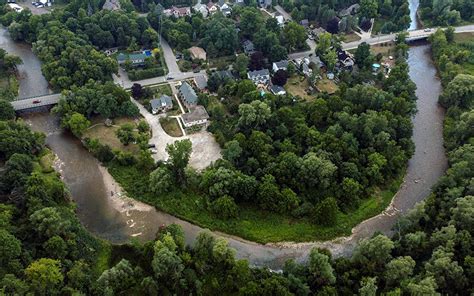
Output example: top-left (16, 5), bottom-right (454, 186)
top-left (274, 5), bottom-right (292, 21)
top-left (114, 71), bottom-right (207, 89)
top-left (131, 98), bottom-right (221, 171)
top-left (160, 36), bottom-right (181, 75)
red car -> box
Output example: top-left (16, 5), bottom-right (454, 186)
top-left (32, 100), bottom-right (41, 104)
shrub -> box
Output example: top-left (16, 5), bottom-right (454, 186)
top-left (128, 67), bottom-right (165, 81)
top-left (210, 195), bottom-right (238, 219)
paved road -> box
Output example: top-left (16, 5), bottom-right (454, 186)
top-left (274, 5), bottom-right (292, 21)
top-left (288, 24), bottom-right (474, 59)
top-left (160, 36), bottom-right (181, 75)
top-left (114, 71), bottom-right (207, 89)
top-left (11, 94), bottom-right (61, 111)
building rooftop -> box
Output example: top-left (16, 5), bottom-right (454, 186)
top-left (194, 76), bottom-right (208, 90)
top-left (182, 105), bottom-right (209, 124)
top-left (270, 85), bottom-right (286, 94)
top-left (273, 60), bottom-right (289, 69)
top-left (179, 82), bottom-right (198, 104)
top-left (248, 68), bottom-right (270, 78)
top-left (150, 95), bottom-right (173, 110)
top-left (116, 52), bottom-right (147, 63)
top-left (188, 46), bottom-right (207, 60)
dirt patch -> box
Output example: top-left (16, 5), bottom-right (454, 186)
top-left (285, 76), bottom-right (314, 100)
top-left (342, 33), bottom-right (361, 43)
top-left (370, 42), bottom-right (396, 57)
top-left (159, 117), bottom-right (183, 137)
top-left (316, 79), bottom-right (338, 95)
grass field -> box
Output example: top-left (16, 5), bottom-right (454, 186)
top-left (108, 162), bottom-right (405, 243)
top-left (453, 32), bottom-right (474, 43)
top-left (83, 117), bottom-right (140, 153)
top-left (159, 117), bottom-right (183, 137)
top-left (342, 33), bottom-right (361, 43)
top-left (285, 76), bottom-right (314, 100)
top-left (150, 83), bottom-right (173, 96)
top-left (370, 42), bottom-right (396, 56)
top-left (316, 78), bottom-right (338, 94)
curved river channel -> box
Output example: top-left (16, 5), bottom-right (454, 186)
top-left (2, 5), bottom-right (448, 268)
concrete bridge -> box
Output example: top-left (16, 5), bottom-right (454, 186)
top-left (11, 93), bottom-right (61, 111)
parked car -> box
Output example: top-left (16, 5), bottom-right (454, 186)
top-left (32, 100), bottom-right (41, 104)
top-left (424, 28), bottom-right (432, 32)
top-left (148, 144), bottom-right (156, 148)
top-left (149, 148), bottom-right (158, 154)
top-left (37, 4), bottom-right (44, 7)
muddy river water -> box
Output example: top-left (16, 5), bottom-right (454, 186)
top-left (1, 4), bottom-right (448, 268)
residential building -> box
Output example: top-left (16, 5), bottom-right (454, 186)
top-left (179, 82), bottom-right (198, 106)
top-left (215, 70), bottom-right (235, 80)
top-left (218, 0), bottom-right (232, 16)
top-left (193, 0), bottom-right (209, 17)
top-left (7, 3), bottom-right (23, 12)
top-left (311, 27), bottom-right (327, 39)
top-left (269, 85), bottom-right (286, 95)
top-left (272, 60), bottom-right (289, 72)
top-left (181, 106), bottom-right (210, 127)
top-left (102, 0), bottom-right (120, 11)
top-left (338, 3), bottom-right (360, 17)
top-left (116, 53), bottom-right (147, 66)
top-left (258, 0), bottom-right (271, 8)
top-left (300, 19), bottom-right (309, 28)
top-left (247, 69), bottom-right (270, 86)
top-left (276, 15), bottom-right (285, 27)
top-left (234, 0), bottom-right (245, 6)
top-left (207, 1), bottom-right (219, 14)
top-left (336, 49), bottom-right (354, 69)
top-left (164, 6), bottom-right (191, 18)
top-left (150, 95), bottom-right (173, 114)
top-left (188, 46), bottom-right (207, 60)
top-left (242, 40), bottom-right (255, 55)
top-left (194, 75), bottom-right (208, 90)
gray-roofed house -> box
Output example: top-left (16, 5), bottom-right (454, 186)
top-left (272, 60), bottom-right (289, 72)
top-left (247, 69), bottom-right (270, 86)
top-left (116, 53), bottom-right (147, 67)
top-left (258, 0), bottom-right (271, 8)
top-left (270, 85), bottom-right (286, 95)
top-left (338, 3), bottom-right (360, 17)
top-left (242, 40), bottom-right (255, 55)
top-left (102, 0), bottom-right (121, 11)
top-left (194, 75), bottom-right (208, 90)
top-left (218, 0), bottom-right (232, 16)
top-left (193, 0), bottom-right (208, 17)
top-left (300, 19), bottom-right (309, 27)
top-left (150, 95), bottom-right (173, 114)
top-left (179, 82), bottom-right (198, 106)
top-left (182, 105), bottom-right (210, 127)
top-left (216, 70), bottom-right (234, 80)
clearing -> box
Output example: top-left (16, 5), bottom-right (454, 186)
top-left (285, 76), bottom-right (314, 100)
top-left (316, 78), bottom-right (338, 95)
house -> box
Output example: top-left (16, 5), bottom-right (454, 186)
top-left (188, 46), bottom-right (207, 60)
top-left (164, 6), bottom-right (191, 18)
top-left (234, 0), bottom-right (245, 6)
top-left (338, 3), bottom-right (360, 17)
top-left (336, 49), bottom-right (354, 69)
top-left (179, 82), bottom-right (198, 105)
top-left (102, 0), bottom-right (121, 11)
top-left (181, 106), bottom-right (210, 127)
top-left (272, 60), bottom-right (289, 72)
top-left (103, 47), bottom-right (119, 56)
top-left (193, 0), bottom-right (209, 17)
top-left (258, 0), bottom-right (271, 8)
top-left (218, 0), bottom-right (232, 16)
top-left (7, 3), bottom-right (23, 12)
top-left (311, 27), bottom-right (327, 39)
top-left (248, 69), bottom-right (270, 86)
top-left (242, 40), bottom-right (255, 55)
top-left (276, 15), bottom-right (285, 27)
top-left (215, 70), bottom-right (235, 80)
top-left (301, 63), bottom-right (312, 77)
top-left (300, 19), bottom-right (309, 28)
top-left (207, 1), bottom-right (219, 14)
top-left (116, 53), bottom-right (147, 66)
top-left (194, 75), bottom-right (208, 90)
top-left (270, 85), bottom-right (286, 95)
top-left (150, 95), bottom-right (173, 114)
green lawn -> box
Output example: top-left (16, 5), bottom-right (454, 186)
top-left (159, 117), bottom-right (183, 137)
top-left (108, 163), bottom-right (405, 243)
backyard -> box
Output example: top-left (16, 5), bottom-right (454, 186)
top-left (316, 78), bottom-right (338, 94)
top-left (285, 76), bottom-right (314, 100)
top-left (82, 117), bottom-right (141, 153)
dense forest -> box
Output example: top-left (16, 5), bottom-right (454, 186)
top-left (0, 48), bottom-right (21, 101)
top-left (419, 0), bottom-right (473, 26)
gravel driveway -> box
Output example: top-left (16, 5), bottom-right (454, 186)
top-left (132, 99), bottom-right (221, 171)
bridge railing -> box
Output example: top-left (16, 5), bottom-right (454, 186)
top-left (16, 92), bottom-right (60, 101)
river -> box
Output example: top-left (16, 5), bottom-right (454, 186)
top-left (4, 7), bottom-right (447, 268)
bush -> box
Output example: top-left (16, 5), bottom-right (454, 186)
top-left (128, 67), bottom-right (165, 81)
top-left (210, 195), bottom-right (239, 219)
top-left (313, 197), bottom-right (339, 226)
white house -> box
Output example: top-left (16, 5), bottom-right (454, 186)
top-left (164, 6), bottom-right (191, 18)
top-left (181, 106), bottom-right (209, 127)
top-left (247, 69), bottom-right (270, 86)
top-left (207, 1), bottom-right (219, 14)
top-left (193, 0), bottom-right (209, 17)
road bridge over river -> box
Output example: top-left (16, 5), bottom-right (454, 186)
top-left (11, 93), bottom-right (61, 111)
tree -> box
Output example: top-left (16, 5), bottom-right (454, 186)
top-left (385, 256), bottom-right (416, 286)
top-left (240, 8), bottom-right (264, 38)
top-left (97, 259), bottom-right (137, 294)
top-left (131, 83), bottom-right (144, 99)
top-left (0, 229), bottom-right (21, 266)
top-left (313, 197), bottom-right (338, 226)
top-left (282, 22), bottom-right (307, 50)
top-left (152, 234), bottom-right (184, 283)
top-left (352, 235), bottom-right (394, 270)
top-left (222, 140), bottom-right (242, 164)
top-left (238, 100), bottom-right (271, 128)
top-left (0, 100), bottom-right (15, 120)
top-left (0, 153), bottom-right (33, 192)
top-left (316, 32), bottom-right (332, 56)
top-left (355, 42), bottom-right (372, 69)
top-left (149, 167), bottom-right (173, 194)
top-left (323, 49), bottom-right (337, 72)
top-left (116, 123), bottom-right (136, 146)
top-left (66, 112), bottom-right (90, 137)
top-left (359, 277), bottom-right (378, 296)
top-left (166, 139), bottom-right (192, 184)
top-left (249, 51), bottom-right (265, 71)
top-left (272, 69), bottom-right (288, 86)
top-left (360, 0), bottom-right (378, 18)
top-left (439, 74), bottom-right (474, 109)
top-left (211, 195), bottom-right (239, 219)
top-left (30, 207), bottom-right (71, 238)
top-left (234, 54), bottom-right (249, 78)
top-left (407, 277), bottom-right (439, 295)
top-left (451, 195), bottom-right (474, 231)
top-left (25, 258), bottom-right (63, 295)
top-left (308, 249), bottom-right (335, 286)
